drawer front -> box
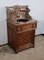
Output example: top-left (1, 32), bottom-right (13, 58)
top-left (16, 23), bottom-right (37, 32)
top-left (16, 24), bottom-right (32, 32)
top-left (22, 24), bottom-right (32, 31)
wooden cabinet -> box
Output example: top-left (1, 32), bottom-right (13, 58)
top-left (7, 21), bottom-right (37, 53)
top-left (7, 5), bottom-right (37, 53)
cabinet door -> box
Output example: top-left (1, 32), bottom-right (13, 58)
top-left (16, 30), bottom-right (35, 48)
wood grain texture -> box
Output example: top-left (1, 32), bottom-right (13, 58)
top-left (7, 21), bottom-right (37, 53)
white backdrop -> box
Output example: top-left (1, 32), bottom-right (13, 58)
top-left (0, 0), bottom-right (44, 45)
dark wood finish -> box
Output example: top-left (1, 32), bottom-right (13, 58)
top-left (7, 5), bottom-right (37, 53)
top-left (7, 21), bottom-right (37, 53)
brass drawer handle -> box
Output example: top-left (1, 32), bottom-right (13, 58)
top-left (18, 27), bottom-right (22, 31)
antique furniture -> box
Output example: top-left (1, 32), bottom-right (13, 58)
top-left (6, 5), bottom-right (37, 53)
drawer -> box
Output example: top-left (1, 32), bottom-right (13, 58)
top-left (22, 24), bottom-right (32, 31)
top-left (16, 23), bottom-right (37, 32)
top-left (16, 24), bottom-right (32, 32)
